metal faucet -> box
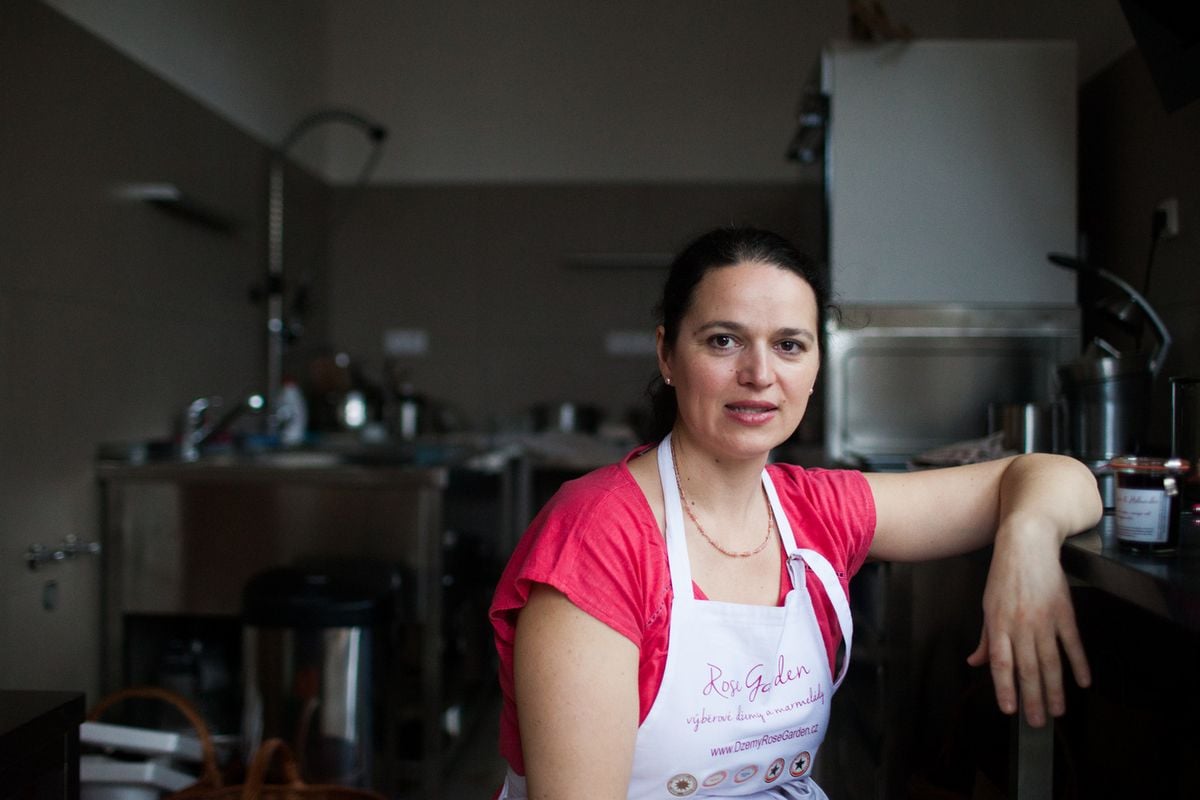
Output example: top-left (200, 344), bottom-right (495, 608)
top-left (181, 394), bottom-right (265, 461)
top-left (264, 108), bottom-right (387, 435)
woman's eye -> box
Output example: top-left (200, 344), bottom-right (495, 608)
top-left (708, 334), bottom-right (737, 349)
top-left (777, 340), bottom-right (806, 354)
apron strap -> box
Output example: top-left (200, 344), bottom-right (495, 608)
top-left (763, 465), bottom-right (854, 692)
top-left (795, 547), bottom-right (854, 691)
top-left (656, 434), bottom-right (695, 597)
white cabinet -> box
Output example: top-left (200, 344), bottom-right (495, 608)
top-left (823, 40), bottom-right (1078, 304)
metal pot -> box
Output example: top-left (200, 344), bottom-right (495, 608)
top-left (1057, 355), bottom-right (1152, 461)
top-left (987, 402), bottom-right (1056, 453)
top-left (531, 402), bottom-right (602, 434)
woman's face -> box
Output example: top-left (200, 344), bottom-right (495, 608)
top-left (658, 261), bottom-right (820, 462)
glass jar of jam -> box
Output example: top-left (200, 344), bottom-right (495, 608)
top-left (1109, 456), bottom-right (1191, 553)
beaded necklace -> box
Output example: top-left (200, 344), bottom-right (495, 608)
top-left (670, 439), bottom-right (774, 559)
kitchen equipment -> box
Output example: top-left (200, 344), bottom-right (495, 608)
top-left (987, 402), bottom-right (1055, 453)
top-left (1110, 456), bottom-right (1190, 553)
top-left (173, 737), bottom-right (385, 800)
top-left (1057, 354), bottom-right (1154, 461)
top-left (1171, 376), bottom-right (1200, 510)
top-left (388, 383), bottom-right (424, 441)
top-left (1049, 254), bottom-right (1172, 464)
top-left (263, 110), bottom-right (387, 437)
top-left (814, 40), bottom-right (1077, 305)
top-left (82, 687), bottom-right (222, 800)
top-left (824, 305), bottom-right (1079, 468)
top-left (531, 402), bottom-right (602, 434)
top-left (241, 562), bottom-right (403, 790)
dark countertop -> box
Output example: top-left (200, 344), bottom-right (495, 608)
top-left (0, 691), bottom-right (85, 800)
top-left (1062, 512), bottom-right (1200, 633)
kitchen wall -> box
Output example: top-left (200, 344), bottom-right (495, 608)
top-left (1079, 47), bottom-right (1200, 448)
top-left (0, 0), bottom-right (331, 699)
top-left (0, 0), bottom-right (1152, 706)
top-left (0, 0), bottom-right (818, 700)
top-left (327, 183), bottom-right (820, 433)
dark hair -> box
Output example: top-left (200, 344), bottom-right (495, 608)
top-left (644, 226), bottom-right (827, 442)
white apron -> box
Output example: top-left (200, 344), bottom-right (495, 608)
top-left (500, 434), bottom-right (852, 799)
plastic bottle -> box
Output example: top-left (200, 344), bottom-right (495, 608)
top-left (278, 380), bottom-right (308, 446)
top-left (396, 382), bottom-right (422, 441)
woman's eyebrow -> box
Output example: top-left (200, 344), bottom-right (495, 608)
top-left (778, 327), bottom-right (816, 343)
top-left (696, 321), bottom-right (816, 342)
top-left (695, 320), bottom-right (746, 333)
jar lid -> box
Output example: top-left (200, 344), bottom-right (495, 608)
top-left (1107, 455), bottom-right (1190, 474)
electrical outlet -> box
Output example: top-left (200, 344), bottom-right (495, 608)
top-left (383, 328), bottom-right (429, 356)
top-left (1157, 197), bottom-right (1180, 238)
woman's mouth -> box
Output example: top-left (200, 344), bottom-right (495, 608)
top-left (725, 402), bottom-right (778, 424)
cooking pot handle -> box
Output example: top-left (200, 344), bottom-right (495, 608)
top-left (1048, 253), bottom-right (1172, 375)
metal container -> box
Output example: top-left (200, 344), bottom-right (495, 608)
top-left (531, 402), bottom-right (602, 434)
top-left (987, 402), bottom-right (1056, 453)
top-left (1057, 355), bottom-right (1152, 461)
top-left (241, 562), bottom-right (402, 790)
top-left (1171, 376), bottom-right (1200, 510)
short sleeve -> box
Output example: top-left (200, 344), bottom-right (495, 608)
top-left (768, 464), bottom-right (876, 579)
top-left (490, 465), bottom-right (666, 648)
top-left (489, 461), bottom-right (670, 774)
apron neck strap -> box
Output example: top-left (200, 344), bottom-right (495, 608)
top-left (657, 433), bottom-right (696, 596)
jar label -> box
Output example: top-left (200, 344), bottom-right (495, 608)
top-left (1115, 487), bottom-right (1171, 543)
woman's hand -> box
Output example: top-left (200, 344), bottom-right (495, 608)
top-left (966, 515), bottom-right (1091, 727)
top-left (866, 453), bottom-right (1103, 725)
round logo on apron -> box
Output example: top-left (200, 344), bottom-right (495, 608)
top-left (667, 773), bottom-right (698, 796)
top-left (789, 751), bottom-right (812, 778)
top-left (701, 771), bottom-right (727, 788)
top-left (733, 765), bottom-right (759, 784)
top-left (765, 757), bottom-right (786, 783)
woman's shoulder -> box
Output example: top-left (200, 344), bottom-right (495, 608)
top-left (539, 444), bottom-right (657, 523)
top-left (767, 461), bottom-right (872, 500)
top-left (492, 443), bottom-right (669, 644)
top-left (767, 461), bottom-right (877, 574)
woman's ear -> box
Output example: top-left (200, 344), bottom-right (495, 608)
top-left (655, 326), bottom-right (671, 383)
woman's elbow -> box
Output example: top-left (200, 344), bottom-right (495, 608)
top-left (1012, 452), bottom-right (1104, 532)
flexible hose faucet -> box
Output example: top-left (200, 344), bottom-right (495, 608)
top-left (264, 108), bottom-right (388, 435)
top-left (181, 394), bottom-right (266, 460)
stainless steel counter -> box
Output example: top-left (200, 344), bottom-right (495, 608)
top-left (95, 448), bottom-right (517, 798)
top-left (95, 457), bottom-right (451, 487)
top-left (1062, 513), bottom-right (1200, 632)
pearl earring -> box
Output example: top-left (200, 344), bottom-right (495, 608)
top-left (664, 377), bottom-right (672, 386)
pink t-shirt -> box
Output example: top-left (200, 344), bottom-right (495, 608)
top-left (489, 446), bottom-right (877, 776)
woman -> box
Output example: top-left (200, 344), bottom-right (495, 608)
top-left (490, 227), bottom-right (1102, 799)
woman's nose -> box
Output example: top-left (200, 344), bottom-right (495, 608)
top-left (737, 345), bottom-right (773, 386)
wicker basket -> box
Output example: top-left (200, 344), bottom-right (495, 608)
top-left (168, 738), bottom-right (385, 800)
top-left (85, 686), bottom-right (225, 797)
